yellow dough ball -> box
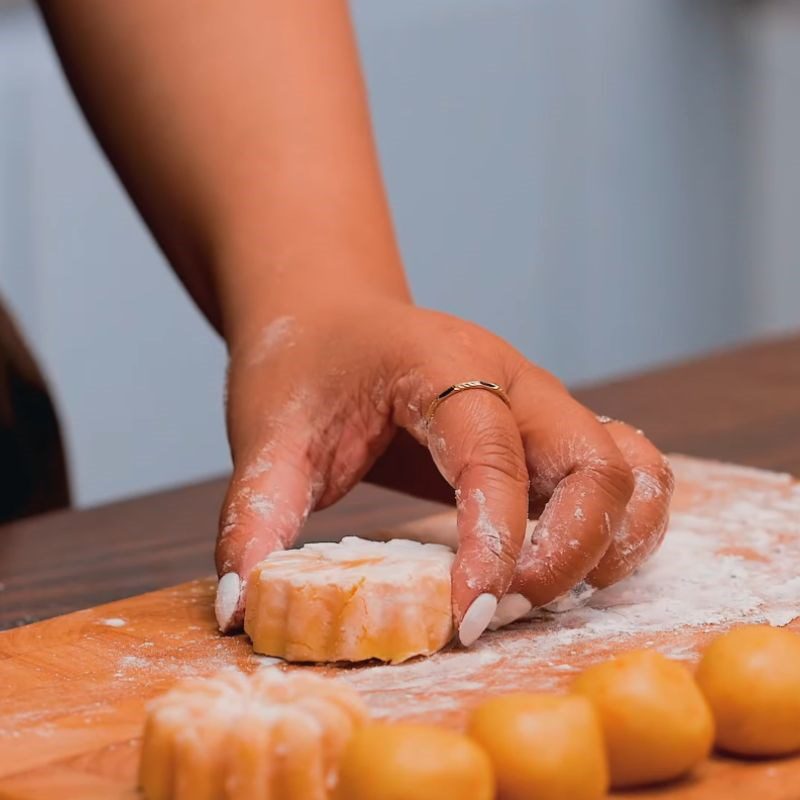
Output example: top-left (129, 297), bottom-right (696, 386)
top-left (335, 723), bottom-right (494, 800)
top-left (467, 693), bottom-right (608, 800)
top-left (695, 625), bottom-right (800, 757)
top-left (572, 650), bottom-right (713, 788)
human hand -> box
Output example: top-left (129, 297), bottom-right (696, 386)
top-left (214, 298), bottom-right (673, 646)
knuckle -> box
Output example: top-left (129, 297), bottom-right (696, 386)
top-left (480, 441), bottom-right (529, 487)
top-left (517, 362), bottom-right (567, 394)
top-left (608, 423), bottom-right (673, 485)
top-left (461, 417), bottom-right (528, 487)
top-left (586, 453), bottom-right (635, 506)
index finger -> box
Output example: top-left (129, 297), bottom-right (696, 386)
top-left (425, 386), bottom-right (529, 646)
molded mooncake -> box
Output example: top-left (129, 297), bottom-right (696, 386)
top-left (139, 669), bottom-right (367, 800)
top-left (244, 537), bottom-right (455, 664)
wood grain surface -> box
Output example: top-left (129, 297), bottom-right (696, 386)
top-left (1, 454), bottom-right (799, 799)
top-left (1, 333), bottom-right (798, 631)
top-left (576, 334), bottom-right (800, 475)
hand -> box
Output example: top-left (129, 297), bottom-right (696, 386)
top-left (214, 298), bottom-right (673, 646)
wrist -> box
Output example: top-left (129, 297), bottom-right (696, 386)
top-left (212, 215), bottom-right (411, 348)
top-left (220, 271), bottom-right (413, 358)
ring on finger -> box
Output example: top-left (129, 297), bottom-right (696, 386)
top-left (425, 380), bottom-right (511, 427)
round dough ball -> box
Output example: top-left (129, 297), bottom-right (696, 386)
top-left (695, 624), bottom-right (800, 756)
top-left (335, 723), bottom-right (494, 800)
top-left (572, 650), bottom-right (713, 788)
top-left (468, 693), bottom-right (608, 800)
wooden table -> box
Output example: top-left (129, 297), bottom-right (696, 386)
top-left (1, 333), bottom-right (799, 800)
top-left (2, 333), bottom-right (799, 631)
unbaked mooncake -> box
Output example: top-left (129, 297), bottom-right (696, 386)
top-left (139, 669), bottom-right (367, 800)
top-left (244, 537), bottom-right (455, 664)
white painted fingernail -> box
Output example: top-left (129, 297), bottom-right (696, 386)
top-left (488, 593), bottom-right (533, 631)
top-left (459, 593), bottom-right (498, 647)
top-left (215, 572), bottom-right (241, 632)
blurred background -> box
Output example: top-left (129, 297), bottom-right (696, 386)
top-left (0, 0), bottom-right (798, 509)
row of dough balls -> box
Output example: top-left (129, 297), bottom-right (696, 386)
top-left (139, 625), bottom-right (800, 800)
top-left (343, 626), bottom-right (800, 799)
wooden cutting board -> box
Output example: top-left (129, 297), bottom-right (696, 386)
top-left (1, 455), bottom-right (799, 799)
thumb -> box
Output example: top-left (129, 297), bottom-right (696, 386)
top-left (214, 442), bottom-right (316, 633)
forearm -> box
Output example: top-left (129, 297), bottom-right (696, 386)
top-left (39, 0), bottom-right (410, 345)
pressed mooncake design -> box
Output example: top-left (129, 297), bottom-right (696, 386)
top-left (139, 669), bottom-right (367, 800)
top-left (244, 537), bottom-right (456, 664)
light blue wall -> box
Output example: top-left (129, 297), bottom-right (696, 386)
top-left (744, 0), bottom-right (800, 333)
top-left (0, 5), bottom-right (229, 505)
top-left (0, 1), bottom-right (796, 506)
top-left (354, 0), bottom-right (750, 383)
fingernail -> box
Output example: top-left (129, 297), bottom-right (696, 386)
top-left (215, 572), bottom-right (242, 632)
top-left (459, 593), bottom-right (498, 647)
top-left (488, 593), bottom-right (533, 631)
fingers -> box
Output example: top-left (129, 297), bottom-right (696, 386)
top-left (424, 388), bottom-right (529, 646)
top-left (587, 422), bottom-right (674, 587)
top-left (508, 370), bottom-right (635, 607)
top-left (214, 439), bottom-right (315, 633)
top-left (376, 357), bottom-right (671, 646)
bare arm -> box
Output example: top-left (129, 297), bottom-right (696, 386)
top-left (39, 0), bottom-right (410, 342)
top-left (39, 1), bottom-right (672, 646)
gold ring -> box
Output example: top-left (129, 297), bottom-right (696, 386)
top-left (425, 381), bottom-right (511, 426)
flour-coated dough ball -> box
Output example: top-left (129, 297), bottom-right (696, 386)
top-left (139, 670), bottom-right (367, 800)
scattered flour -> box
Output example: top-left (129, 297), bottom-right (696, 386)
top-left (101, 617), bottom-right (127, 628)
top-left (109, 642), bottom-right (247, 687)
top-left (243, 454), bottom-right (274, 481)
top-left (248, 315), bottom-right (297, 366)
top-left (472, 489), bottom-right (505, 556)
top-left (543, 581), bottom-right (596, 613)
top-left (244, 489), bottom-right (275, 518)
top-left (339, 455), bottom-right (800, 719)
top-left (339, 646), bottom-right (503, 718)
top-left (252, 655), bottom-right (283, 667)
top-left (2, 455), bottom-right (797, 737)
